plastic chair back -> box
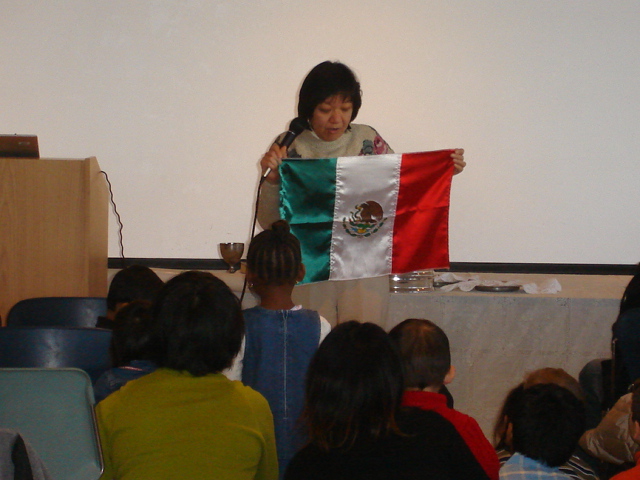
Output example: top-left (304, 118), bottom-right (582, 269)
top-left (0, 368), bottom-right (103, 480)
top-left (7, 297), bottom-right (107, 328)
top-left (0, 326), bottom-right (112, 383)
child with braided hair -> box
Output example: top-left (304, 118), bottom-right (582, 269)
top-left (241, 220), bottom-right (331, 479)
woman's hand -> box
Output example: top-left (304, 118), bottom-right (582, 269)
top-left (451, 148), bottom-right (466, 175)
top-left (260, 144), bottom-right (288, 184)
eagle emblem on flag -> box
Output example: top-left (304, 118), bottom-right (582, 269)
top-left (342, 200), bottom-right (387, 238)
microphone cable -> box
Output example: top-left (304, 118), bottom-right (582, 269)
top-left (239, 118), bottom-right (305, 304)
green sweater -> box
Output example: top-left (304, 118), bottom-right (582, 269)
top-left (97, 368), bottom-right (278, 480)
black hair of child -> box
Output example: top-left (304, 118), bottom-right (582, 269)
top-left (247, 220), bottom-right (302, 286)
top-left (511, 383), bottom-right (585, 468)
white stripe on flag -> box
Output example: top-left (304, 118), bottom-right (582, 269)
top-left (329, 154), bottom-right (401, 280)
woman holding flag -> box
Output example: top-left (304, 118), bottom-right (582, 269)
top-left (258, 60), bottom-right (465, 326)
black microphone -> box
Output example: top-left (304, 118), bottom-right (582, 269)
top-left (278, 117), bottom-right (306, 148)
top-left (262, 118), bottom-right (306, 179)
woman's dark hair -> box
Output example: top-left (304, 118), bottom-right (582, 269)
top-left (111, 300), bottom-right (155, 366)
top-left (152, 271), bottom-right (244, 376)
top-left (388, 318), bottom-right (451, 390)
top-left (302, 321), bottom-right (404, 451)
top-left (107, 265), bottom-right (164, 311)
top-left (246, 220), bottom-right (302, 285)
top-left (297, 61), bottom-right (362, 128)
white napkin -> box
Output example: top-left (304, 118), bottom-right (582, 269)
top-left (522, 278), bottom-right (562, 294)
top-left (436, 273), bottom-right (479, 284)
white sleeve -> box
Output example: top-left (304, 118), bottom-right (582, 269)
top-left (222, 336), bottom-right (245, 381)
top-left (318, 316), bottom-right (332, 345)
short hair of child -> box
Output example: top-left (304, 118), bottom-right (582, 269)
top-left (111, 300), bottom-right (155, 366)
top-left (246, 220), bottom-right (302, 285)
top-left (511, 383), bottom-right (585, 467)
top-left (107, 265), bottom-right (164, 311)
top-left (152, 271), bottom-right (244, 376)
top-left (388, 318), bottom-right (451, 390)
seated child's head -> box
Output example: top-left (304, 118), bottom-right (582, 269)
top-left (510, 383), bottom-right (585, 467)
top-left (152, 271), bottom-right (244, 376)
top-left (108, 265), bottom-right (164, 318)
top-left (246, 220), bottom-right (304, 288)
top-left (111, 300), bottom-right (155, 367)
top-left (494, 367), bottom-right (585, 451)
top-left (387, 318), bottom-right (453, 391)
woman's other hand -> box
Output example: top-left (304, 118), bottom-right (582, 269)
top-left (451, 148), bottom-right (466, 175)
top-left (260, 144), bottom-right (288, 184)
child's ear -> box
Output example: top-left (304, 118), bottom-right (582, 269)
top-left (296, 264), bottom-right (306, 283)
top-left (505, 421), bottom-right (514, 449)
top-left (443, 365), bottom-right (456, 385)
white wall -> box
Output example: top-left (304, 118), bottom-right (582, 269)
top-left (2, 1), bottom-right (639, 264)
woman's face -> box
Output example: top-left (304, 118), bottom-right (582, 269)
top-left (309, 95), bottom-right (353, 142)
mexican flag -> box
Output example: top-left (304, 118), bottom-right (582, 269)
top-left (280, 150), bottom-right (454, 284)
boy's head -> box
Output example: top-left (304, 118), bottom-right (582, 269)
top-left (388, 318), bottom-right (453, 390)
top-left (511, 383), bottom-right (585, 467)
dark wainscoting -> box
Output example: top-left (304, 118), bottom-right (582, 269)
top-left (108, 258), bottom-right (638, 276)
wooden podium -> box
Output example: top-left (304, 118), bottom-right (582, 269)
top-left (0, 157), bottom-right (108, 324)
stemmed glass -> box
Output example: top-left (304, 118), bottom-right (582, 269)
top-left (219, 243), bottom-right (244, 273)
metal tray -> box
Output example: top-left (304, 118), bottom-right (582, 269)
top-left (474, 285), bottom-right (521, 293)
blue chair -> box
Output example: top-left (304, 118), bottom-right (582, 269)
top-left (7, 297), bottom-right (107, 328)
top-left (0, 368), bottom-right (103, 480)
top-left (0, 326), bottom-right (112, 383)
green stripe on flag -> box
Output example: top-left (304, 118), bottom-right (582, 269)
top-left (280, 158), bottom-right (338, 283)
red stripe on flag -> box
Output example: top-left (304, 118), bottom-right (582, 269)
top-left (391, 150), bottom-right (454, 273)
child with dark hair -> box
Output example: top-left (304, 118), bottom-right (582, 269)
top-left (500, 383), bottom-right (586, 480)
top-left (96, 271), bottom-right (278, 480)
top-left (240, 220), bottom-right (331, 478)
top-left (494, 369), bottom-right (598, 480)
top-left (98, 265), bottom-right (164, 329)
top-left (93, 300), bottom-right (157, 403)
top-left (388, 318), bottom-right (500, 480)
top-left (609, 380), bottom-right (640, 480)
